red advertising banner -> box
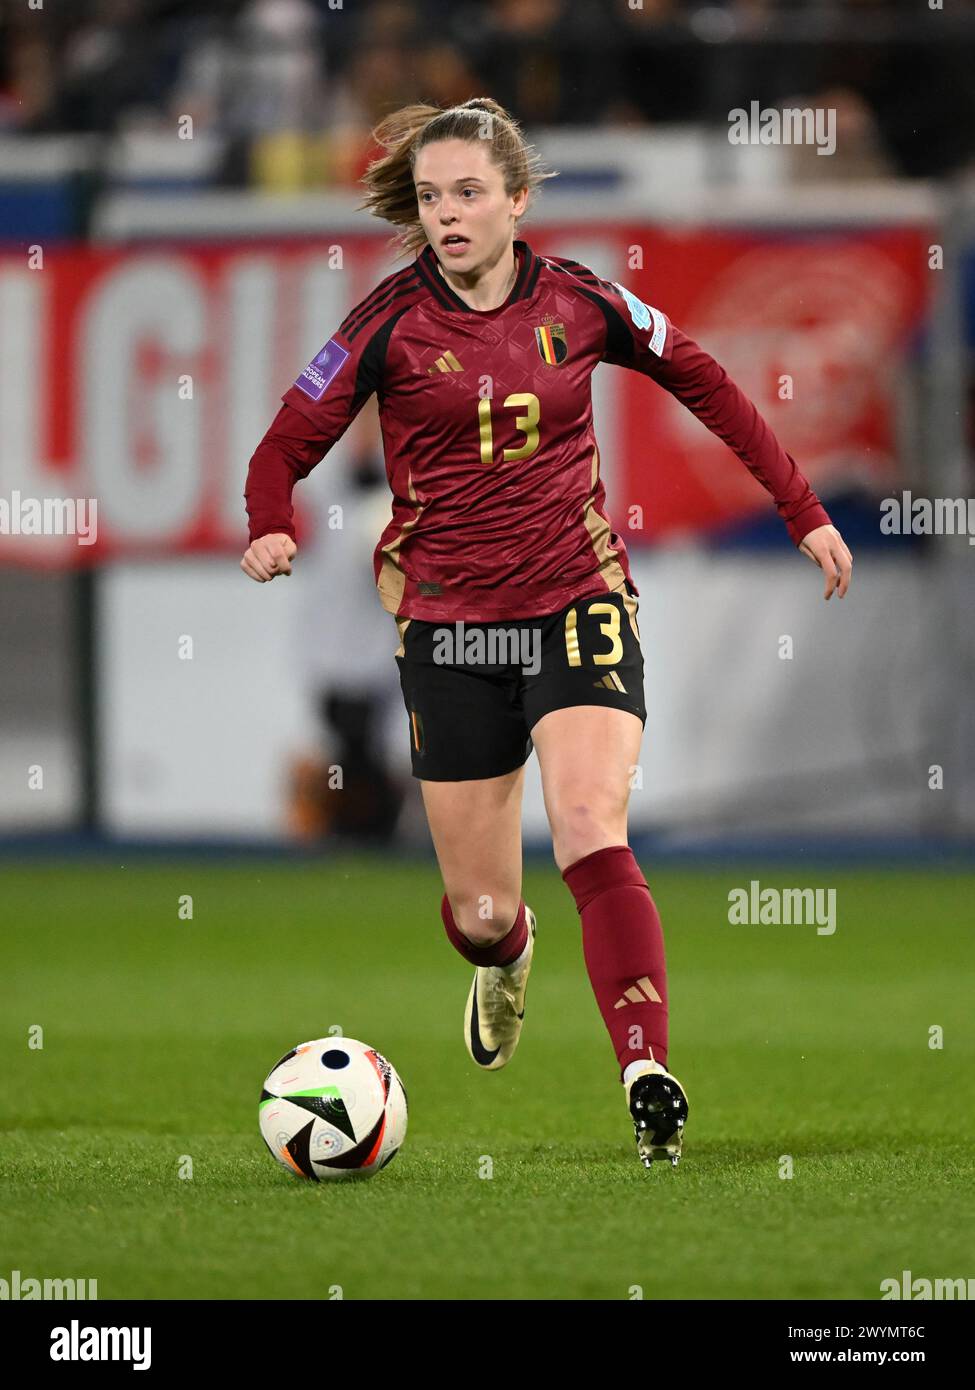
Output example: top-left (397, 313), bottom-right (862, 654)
top-left (603, 223), bottom-right (932, 540)
top-left (0, 225), bottom-right (931, 565)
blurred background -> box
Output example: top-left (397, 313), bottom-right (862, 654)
top-left (1, 0), bottom-right (974, 858)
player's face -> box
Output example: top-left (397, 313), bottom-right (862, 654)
top-left (414, 138), bottom-right (527, 274)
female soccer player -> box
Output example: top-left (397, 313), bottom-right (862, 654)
top-left (242, 98), bottom-right (853, 1170)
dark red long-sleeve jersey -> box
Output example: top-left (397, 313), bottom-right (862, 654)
top-left (244, 239), bottom-right (831, 621)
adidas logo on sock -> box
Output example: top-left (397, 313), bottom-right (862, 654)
top-left (613, 975), bottom-right (662, 1009)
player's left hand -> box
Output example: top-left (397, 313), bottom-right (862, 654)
top-left (798, 524), bottom-right (853, 600)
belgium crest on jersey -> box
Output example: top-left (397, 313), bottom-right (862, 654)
top-left (534, 320), bottom-right (568, 365)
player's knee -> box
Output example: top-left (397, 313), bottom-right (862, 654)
top-left (551, 799), bottom-right (624, 872)
top-left (448, 891), bottom-right (521, 946)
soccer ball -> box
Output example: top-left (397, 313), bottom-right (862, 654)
top-left (259, 1037), bottom-right (408, 1181)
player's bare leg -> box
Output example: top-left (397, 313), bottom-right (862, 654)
top-left (420, 766), bottom-right (525, 943)
top-left (421, 767), bottom-right (537, 1069)
top-left (531, 705), bottom-right (638, 872)
top-left (532, 705), bottom-right (689, 1167)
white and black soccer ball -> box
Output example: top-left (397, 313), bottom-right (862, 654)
top-left (259, 1037), bottom-right (408, 1181)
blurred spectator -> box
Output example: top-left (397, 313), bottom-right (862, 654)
top-left (170, 0), bottom-right (326, 138)
top-left (784, 86), bottom-right (896, 183)
top-left (0, 25), bottom-right (57, 132)
top-left (57, 0), bottom-right (178, 135)
top-left (818, 29), bottom-right (975, 178)
top-left (1, 0), bottom-right (974, 180)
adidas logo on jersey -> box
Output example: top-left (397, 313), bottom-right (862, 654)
top-left (614, 976), bottom-right (662, 1009)
top-left (427, 351), bottom-right (464, 374)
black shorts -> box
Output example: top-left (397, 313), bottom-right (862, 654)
top-left (394, 583), bottom-right (646, 781)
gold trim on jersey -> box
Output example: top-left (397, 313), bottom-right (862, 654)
top-left (394, 614), bottom-right (412, 659)
top-left (582, 442), bottom-right (629, 598)
top-left (620, 586), bottom-right (640, 643)
top-left (377, 469), bottom-right (425, 616)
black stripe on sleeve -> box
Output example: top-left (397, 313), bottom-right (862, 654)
top-left (352, 303), bottom-right (413, 406)
top-left (341, 268), bottom-right (423, 341)
top-left (552, 276), bottom-right (635, 367)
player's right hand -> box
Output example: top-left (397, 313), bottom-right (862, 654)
top-left (240, 532), bottom-right (297, 582)
top-left (798, 523), bottom-right (853, 600)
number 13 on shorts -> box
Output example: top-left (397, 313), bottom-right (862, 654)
top-left (564, 601), bottom-right (624, 667)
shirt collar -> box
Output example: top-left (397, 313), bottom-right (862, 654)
top-left (414, 238), bottom-right (540, 313)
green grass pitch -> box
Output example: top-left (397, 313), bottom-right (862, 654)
top-left (2, 857), bottom-right (973, 1301)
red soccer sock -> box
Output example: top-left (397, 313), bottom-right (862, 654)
top-left (561, 845), bottom-right (669, 1079)
top-left (441, 894), bottom-right (529, 967)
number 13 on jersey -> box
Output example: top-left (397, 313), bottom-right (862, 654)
top-left (477, 393), bottom-right (540, 464)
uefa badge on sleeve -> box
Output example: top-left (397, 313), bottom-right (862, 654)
top-left (295, 337), bottom-right (350, 401)
top-left (613, 283), bottom-right (668, 357)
